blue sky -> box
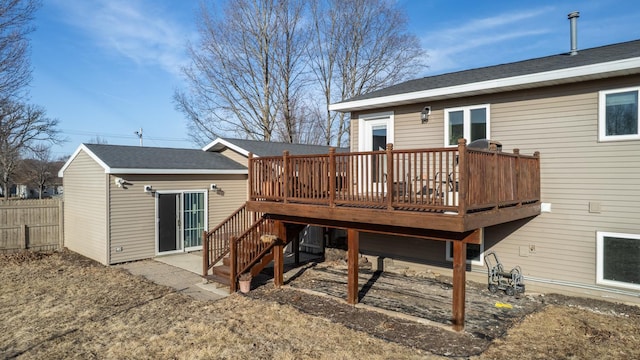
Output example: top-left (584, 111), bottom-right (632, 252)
top-left (29, 0), bottom-right (640, 158)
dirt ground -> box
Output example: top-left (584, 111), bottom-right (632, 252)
top-left (2, 250), bottom-right (640, 359)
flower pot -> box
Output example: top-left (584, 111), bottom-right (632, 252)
top-left (239, 279), bottom-right (251, 293)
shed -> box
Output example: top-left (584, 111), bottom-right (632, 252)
top-left (58, 144), bottom-right (247, 265)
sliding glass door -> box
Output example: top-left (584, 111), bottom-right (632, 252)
top-left (157, 191), bottom-right (206, 254)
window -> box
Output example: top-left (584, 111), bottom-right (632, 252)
top-left (597, 231), bottom-right (640, 290)
top-left (445, 230), bottom-right (484, 266)
top-left (444, 104), bottom-right (490, 146)
top-left (599, 87), bottom-right (640, 141)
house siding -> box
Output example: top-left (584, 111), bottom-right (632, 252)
top-left (352, 74), bottom-right (640, 298)
top-left (108, 174), bottom-right (247, 264)
top-left (62, 150), bottom-right (108, 264)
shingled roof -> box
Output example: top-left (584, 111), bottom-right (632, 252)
top-left (60, 143), bottom-right (247, 176)
top-left (203, 137), bottom-right (349, 156)
top-left (330, 39), bottom-right (640, 112)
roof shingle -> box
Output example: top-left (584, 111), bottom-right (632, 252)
top-left (84, 144), bottom-right (246, 171)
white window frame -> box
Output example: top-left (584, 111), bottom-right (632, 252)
top-left (596, 231), bottom-right (640, 291)
top-left (445, 229), bottom-right (484, 266)
top-left (444, 104), bottom-right (490, 147)
top-left (599, 87), bottom-right (640, 142)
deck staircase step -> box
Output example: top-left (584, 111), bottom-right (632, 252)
top-left (204, 273), bottom-right (230, 286)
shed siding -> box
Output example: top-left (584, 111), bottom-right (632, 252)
top-left (219, 148), bottom-right (248, 167)
top-left (62, 150), bottom-right (108, 264)
top-left (108, 174), bottom-right (247, 264)
top-left (354, 74), bottom-right (640, 295)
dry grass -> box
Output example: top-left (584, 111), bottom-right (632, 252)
top-left (0, 251), bottom-right (434, 359)
top-left (2, 250), bottom-right (640, 359)
top-left (477, 305), bottom-right (640, 359)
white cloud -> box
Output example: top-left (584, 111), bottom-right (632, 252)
top-left (51, 0), bottom-right (194, 76)
top-left (420, 6), bottom-right (555, 73)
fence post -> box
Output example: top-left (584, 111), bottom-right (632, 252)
top-left (58, 199), bottom-right (64, 250)
top-left (20, 224), bottom-right (27, 250)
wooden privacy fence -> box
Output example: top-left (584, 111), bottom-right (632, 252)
top-left (0, 198), bottom-right (63, 253)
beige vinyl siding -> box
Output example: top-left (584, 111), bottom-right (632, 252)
top-left (108, 174), bottom-right (247, 264)
top-left (219, 148), bottom-right (248, 167)
top-left (353, 74), bottom-right (640, 294)
top-left (62, 150), bottom-right (108, 264)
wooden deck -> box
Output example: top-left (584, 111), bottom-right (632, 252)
top-left (246, 139), bottom-right (541, 232)
top-left (206, 139), bottom-right (541, 331)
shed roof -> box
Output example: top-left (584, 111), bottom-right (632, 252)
top-left (59, 143), bottom-right (247, 176)
top-left (330, 39), bottom-right (640, 112)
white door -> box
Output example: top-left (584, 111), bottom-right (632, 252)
top-left (358, 112), bottom-right (394, 194)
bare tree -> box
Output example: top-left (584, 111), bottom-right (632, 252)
top-left (177, 0), bottom-right (425, 147)
top-left (0, 0), bottom-right (40, 101)
top-left (176, 0), bottom-right (283, 143)
top-left (309, 0), bottom-right (426, 146)
top-left (271, 0), bottom-right (309, 143)
top-left (87, 135), bottom-right (109, 144)
top-left (0, 100), bottom-right (60, 198)
top-left (19, 143), bottom-right (56, 198)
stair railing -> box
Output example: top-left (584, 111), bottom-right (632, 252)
top-left (202, 203), bottom-right (263, 276)
top-left (228, 217), bottom-right (278, 291)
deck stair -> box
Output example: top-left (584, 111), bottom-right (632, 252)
top-left (202, 203), bottom-right (305, 291)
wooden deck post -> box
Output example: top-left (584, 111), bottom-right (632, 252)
top-left (202, 230), bottom-right (209, 277)
top-left (329, 148), bottom-right (336, 207)
top-left (293, 234), bottom-right (300, 266)
top-left (229, 236), bottom-right (238, 292)
top-left (248, 153), bottom-right (254, 200)
top-left (386, 144), bottom-right (394, 210)
top-left (457, 139), bottom-right (467, 215)
top-left (452, 239), bottom-right (467, 331)
top-left (274, 221), bottom-right (285, 288)
top-left (282, 151), bottom-right (289, 203)
top-left (347, 228), bottom-right (360, 304)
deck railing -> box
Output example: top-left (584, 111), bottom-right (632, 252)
top-left (248, 139), bottom-right (540, 214)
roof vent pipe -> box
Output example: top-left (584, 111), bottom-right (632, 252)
top-left (568, 11), bottom-right (580, 56)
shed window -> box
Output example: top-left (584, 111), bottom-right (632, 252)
top-left (597, 231), bottom-right (640, 290)
top-left (444, 104), bottom-right (490, 146)
top-left (599, 88), bottom-right (640, 141)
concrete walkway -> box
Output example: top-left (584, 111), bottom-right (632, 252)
top-left (117, 253), bottom-right (229, 302)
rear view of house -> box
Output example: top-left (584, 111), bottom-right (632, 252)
top-left (329, 37), bottom-right (640, 303)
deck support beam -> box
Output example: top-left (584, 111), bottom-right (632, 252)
top-left (274, 221), bottom-right (285, 288)
top-left (293, 234), bottom-right (300, 266)
top-left (451, 229), bottom-right (479, 331)
top-left (347, 228), bottom-right (359, 304)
